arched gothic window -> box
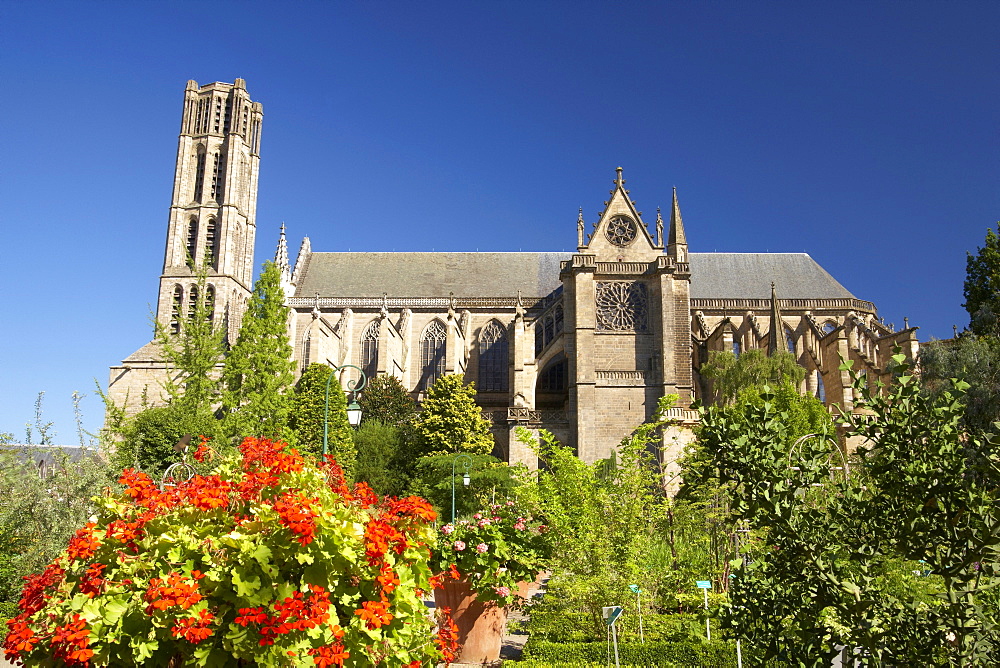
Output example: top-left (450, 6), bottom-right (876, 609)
top-left (361, 321), bottom-right (379, 379)
top-left (188, 285), bottom-right (198, 320)
top-left (816, 372), bottom-right (826, 403)
top-left (478, 320), bottom-right (508, 392)
top-left (733, 339), bottom-right (742, 357)
top-left (822, 320), bottom-right (838, 335)
top-left (186, 218), bottom-right (199, 264)
top-left (205, 219), bottom-right (219, 270)
top-left (538, 358), bottom-right (567, 392)
top-left (419, 320), bottom-right (447, 391)
top-left (193, 150), bottom-right (206, 202)
top-left (205, 285), bottom-right (215, 323)
top-left (170, 285), bottom-right (183, 334)
top-left (785, 327), bottom-right (796, 354)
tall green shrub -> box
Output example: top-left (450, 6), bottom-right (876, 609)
top-left (358, 374), bottom-right (415, 426)
top-left (412, 374), bottom-right (493, 455)
top-left (288, 364), bottom-right (356, 473)
top-left (220, 261), bottom-right (295, 439)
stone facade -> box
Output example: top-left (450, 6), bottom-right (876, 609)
top-left (109, 80), bottom-right (919, 469)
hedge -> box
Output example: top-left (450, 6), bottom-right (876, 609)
top-left (527, 609), bottom-right (704, 643)
top-left (521, 638), bottom-right (737, 667)
top-left (514, 661), bottom-right (678, 668)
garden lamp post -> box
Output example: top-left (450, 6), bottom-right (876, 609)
top-left (323, 364), bottom-right (367, 456)
top-left (451, 453), bottom-right (473, 523)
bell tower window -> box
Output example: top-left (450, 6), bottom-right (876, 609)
top-left (205, 219), bottom-right (219, 270)
top-left (188, 286), bottom-right (198, 320)
top-left (170, 285), bottom-right (183, 334)
top-left (193, 150), bottom-right (206, 202)
top-left (186, 218), bottom-right (199, 265)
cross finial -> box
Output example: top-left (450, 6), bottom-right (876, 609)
top-left (280, 222), bottom-right (286, 234)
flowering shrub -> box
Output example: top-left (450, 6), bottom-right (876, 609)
top-left (4, 437), bottom-right (449, 667)
top-left (432, 501), bottom-right (551, 606)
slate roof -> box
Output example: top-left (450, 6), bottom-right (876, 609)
top-left (294, 252), bottom-right (570, 299)
top-left (294, 251), bottom-right (855, 300)
top-left (688, 253), bottom-right (855, 300)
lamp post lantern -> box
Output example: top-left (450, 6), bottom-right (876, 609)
top-left (451, 453), bottom-right (473, 523)
top-left (323, 364), bottom-right (367, 456)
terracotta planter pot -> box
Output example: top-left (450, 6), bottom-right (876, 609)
top-left (435, 578), bottom-right (507, 664)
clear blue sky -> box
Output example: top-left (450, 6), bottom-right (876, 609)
top-left (1, 1), bottom-right (997, 442)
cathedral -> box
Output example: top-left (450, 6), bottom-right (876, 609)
top-left (108, 80), bottom-right (919, 468)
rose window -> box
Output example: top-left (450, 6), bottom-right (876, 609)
top-left (605, 216), bottom-right (637, 247)
top-left (596, 281), bottom-right (648, 332)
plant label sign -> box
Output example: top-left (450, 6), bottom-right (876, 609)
top-left (696, 580), bottom-right (712, 589)
top-left (602, 605), bottom-right (624, 627)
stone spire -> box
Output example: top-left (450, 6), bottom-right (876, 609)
top-left (274, 224), bottom-right (293, 301)
top-left (768, 281), bottom-right (788, 355)
top-left (668, 187), bottom-right (686, 246)
top-left (667, 187), bottom-right (688, 261)
top-left (274, 223), bottom-right (290, 276)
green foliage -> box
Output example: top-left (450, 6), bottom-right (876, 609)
top-left (111, 405), bottom-right (223, 477)
top-left (358, 374), bottom-right (415, 426)
top-left (964, 223), bottom-right (1000, 335)
top-left (519, 405), bottom-right (672, 636)
top-left (409, 452), bottom-right (524, 521)
top-left (288, 364), bottom-right (356, 473)
top-left (700, 353), bottom-right (1000, 666)
top-left (221, 261), bottom-right (295, 439)
top-left (522, 639), bottom-right (736, 667)
top-left (412, 374), bottom-right (493, 455)
top-left (699, 349), bottom-right (805, 405)
top-left (156, 261), bottom-right (225, 415)
top-left (0, 447), bottom-right (110, 618)
top-left (352, 420), bottom-right (407, 497)
top-left (920, 334), bottom-right (1000, 437)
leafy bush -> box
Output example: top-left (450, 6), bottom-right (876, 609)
top-left (112, 405), bottom-right (221, 477)
top-left (0, 447), bottom-right (110, 619)
top-left (521, 638), bottom-right (736, 667)
top-left (528, 609), bottom-right (703, 643)
top-left (4, 437), bottom-right (448, 667)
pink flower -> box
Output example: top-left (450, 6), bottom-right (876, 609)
top-left (477, 519), bottom-right (490, 528)
top-left (506, 501), bottom-right (515, 507)
top-left (453, 540), bottom-right (466, 551)
top-left (494, 586), bottom-right (511, 597)
top-left (476, 543), bottom-right (488, 553)
top-left (473, 513), bottom-right (482, 520)
top-left (514, 522), bottom-right (527, 531)
top-left (441, 524), bottom-right (455, 535)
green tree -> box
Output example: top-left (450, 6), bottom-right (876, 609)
top-left (409, 452), bottom-right (526, 520)
top-left (919, 335), bottom-right (1000, 436)
top-left (699, 349), bottom-right (805, 405)
top-left (287, 363), bottom-right (356, 472)
top-left (221, 261), bottom-right (295, 438)
top-left (704, 355), bottom-right (1000, 666)
top-left (353, 420), bottom-right (407, 497)
top-left (358, 374), bottom-right (416, 425)
top-left (412, 374), bottom-right (493, 455)
top-left (156, 261), bottom-right (225, 417)
top-left (964, 223), bottom-right (1000, 335)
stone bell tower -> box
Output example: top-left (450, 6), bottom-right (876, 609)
top-left (561, 168), bottom-right (693, 462)
top-left (155, 79), bottom-right (263, 341)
